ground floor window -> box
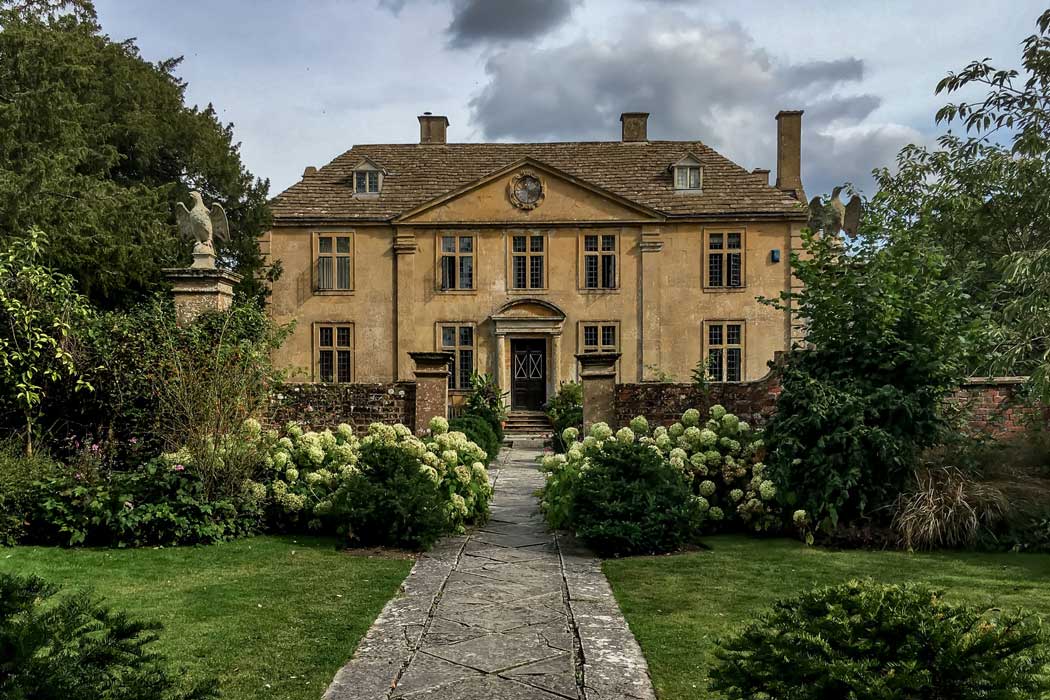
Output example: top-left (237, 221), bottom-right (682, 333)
top-left (439, 323), bottom-right (475, 390)
top-left (315, 323), bottom-right (353, 383)
top-left (579, 321), bottom-right (619, 353)
top-left (704, 321), bottom-right (743, 382)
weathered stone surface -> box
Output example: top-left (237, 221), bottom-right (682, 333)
top-left (322, 446), bottom-right (656, 700)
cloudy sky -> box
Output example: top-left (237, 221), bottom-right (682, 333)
top-left (95, 0), bottom-right (1046, 199)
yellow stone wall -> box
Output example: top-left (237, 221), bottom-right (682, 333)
top-left (266, 168), bottom-right (801, 398)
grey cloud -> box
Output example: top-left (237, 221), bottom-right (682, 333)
top-left (468, 13), bottom-right (915, 195)
top-left (447, 0), bottom-right (581, 48)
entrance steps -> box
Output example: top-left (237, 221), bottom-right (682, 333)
top-left (504, 411), bottom-right (552, 445)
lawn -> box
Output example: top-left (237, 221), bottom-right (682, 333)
top-left (0, 535), bottom-right (413, 700)
top-left (604, 535), bottom-right (1050, 700)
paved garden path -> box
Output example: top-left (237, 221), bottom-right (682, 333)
top-left (323, 445), bottom-right (656, 700)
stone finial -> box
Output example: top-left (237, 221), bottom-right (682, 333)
top-left (409, 351), bottom-right (453, 434)
top-left (176, 191), bottom-right (230, 270)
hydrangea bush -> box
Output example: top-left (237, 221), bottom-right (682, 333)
top-left (264, 417), bottom-right (492, 539)
top-left (542, 405), bottom-right (783, 536)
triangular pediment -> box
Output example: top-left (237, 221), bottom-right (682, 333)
top-left (395, 158), bottom-right (662, 224)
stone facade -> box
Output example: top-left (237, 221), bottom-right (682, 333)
top-left (163, 268), bottom-right (241, 326)
top-left (267, 382), bottom-right (416, 433)
top-left (263, 111), bottom-right (809, 411)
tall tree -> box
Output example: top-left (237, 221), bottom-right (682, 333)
top-left (0, 0), bottom-right (276, 307)
top-left (868, 8), bottom-right (1050, 389)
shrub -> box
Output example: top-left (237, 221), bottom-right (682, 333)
top-left (710, 579), bottom-right (1050, 700)
top-left (761, 228), bottom-right (977, 530)
top-left (465, 372), bottom-right (507, 442)
top-left (568, 439), bottom-right (702, 556)
top-left (266, 421), bottom-right (492, 540)
top-left (546, 381), bottom-right (583, 452)
top-left (893, 466), bottom-right (1007, 550)
top-left (0, 573), bottom-right (217, 699)
top-left (449, 414), bottom-right (500, 465)
top-left (0, 439), bottom-right (60, 545)
top-left (326, 440), bottom-right (449, 549)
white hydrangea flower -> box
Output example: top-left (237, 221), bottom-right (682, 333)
top-left (670, 447), bottom-right (687, 462)
top-left (429, 416), bottom-right (449, 435)
top-left (277, 436), bottom-right (294, 451)
top-left (562, 426), bottom-right (579, 444)
top-left (629, 415), bottom-right (650, 435)
top-left (318, 430), bottom-right (337, 450)
top-left (653, 426), bottom-right (668, 439)
top-left (589, 422), bottom-right (613, 440)
top-left (442, 450), bottom-right (459, 467)
top-left (759, 480), bottom-right (777, 501)
top-left (615, 427), bottom-right (635, 444)
top-left (668, 422), bottom-right (685, 438)
top-left (451, 493), bottom-right (468, 516)
top-left (699, 429), bottom-right (718, 448)
top-left (681, 408), bottom-right (701, 427)
top-left (709, 506), bottom-right (725, 521)
top-left (306, 471), bottom-right (323, 485)
top-left (273, 451), bottom-right (289, 469)
top-left (336, 423), bottom-right (354, 442)
top-left (699, 480), bottom-right (716, 497)
top-left (582, 435), bottom-right (598, 449)
top-left (793, 509), bottom-right (810, 526)
top-left (721, 413), bottom-right (740, 434)
top-left (729, 488), bottom-right (744, 502)
top-left (655, 434), bottom-right (673, 451)
top-left (285, 422), bottom-right (303, 439)
top-left (696, 496), bottom-right (710, 512)
top-left (242, 417), bottom-right (262, 437)
top-left (285, 467), bottom-right (299, 482)
top-left (670, 456), bottom-right (686, 471)
top-left (454, 464), bottom-right (471, 485)
top-left (709, 405), bottom-right (727, 421)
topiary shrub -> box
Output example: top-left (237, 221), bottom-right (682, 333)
top-left (326, 440), bottom-right (449, 550)
top-left (0, 573), bottom-right (217, 699)
top-left (710, 579), bottom-right (1050, 700)
top-left (450, 414), bottom-right (500, 464)
top-left (570, 439), bottom-right (702, 556)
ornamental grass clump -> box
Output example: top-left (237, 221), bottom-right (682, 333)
top-left (892, 466), bottom-right (1007, 551)
top-left (710, 579), bottom-right (1050, 700)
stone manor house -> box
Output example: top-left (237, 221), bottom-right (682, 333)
top-left (262, 111), bottom-right (807, 413)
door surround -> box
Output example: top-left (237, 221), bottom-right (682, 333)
top-left (490, 298), bottom-right (565, 405)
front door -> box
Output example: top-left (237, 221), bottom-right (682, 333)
top-left (511, 339), bottom-right (546, 410)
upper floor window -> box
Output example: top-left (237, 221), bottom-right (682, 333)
top-left (675, 165), bottom-right (701, 190)
top-left (580, 322), bottom-right (618, 353)
top-left (316, 323), bottom-right (353, 383)
top-left (582, 234), bottom-right (617, 289)
top-left (706, 231), bottom-right (743, 288)
top-left (354, 170), bottom-right (380, 193)
top-left (439, 323), bottom-right (475, 390)
top-left (315, 233), bottom-right (352, 291)
top-left (705, 321), bottom-right (743, 382)
top-left (510, 233), bottom-right (545, 290)
top-left (440, 234), bottom-right (474, 290)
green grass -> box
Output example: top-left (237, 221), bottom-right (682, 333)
top-left (0, 536), bottom-right (412, 700)
top-left (604, 535), bottom-right (1050, 700)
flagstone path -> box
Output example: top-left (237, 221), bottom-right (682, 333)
top-left (323, 444), bottom-right (656, 700)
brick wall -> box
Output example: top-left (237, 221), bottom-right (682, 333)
top-left (950, 378), bottom-right (1047, 438)
top-left (614, 374), bottom-right (1044, 437)
top-left (267, 382), bottom-right (416, 433)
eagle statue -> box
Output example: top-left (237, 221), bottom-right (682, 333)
top-left (807, 186), bottom-right (863, 238)
top-left (176, 191), bottom-right (229, 269)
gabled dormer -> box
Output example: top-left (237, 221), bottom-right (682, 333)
top-left (352, 156), bottom-right (385, 196)
top-left (670, 153), bottom-right (703, 193)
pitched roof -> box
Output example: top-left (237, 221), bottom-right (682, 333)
top-left (270, 140), bottom-right (806, 223)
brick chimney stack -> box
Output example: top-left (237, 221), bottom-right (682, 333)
top-left (418, 112), bottom-right (449, 144)
top-left (620, 112), bottom-right (649, 142)
top-left (774, 110), bottom-right (805, 200)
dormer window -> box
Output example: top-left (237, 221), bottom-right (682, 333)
top-left (672, 154), bottom-right (703, 192)
top-left (352, 158), bottom-right (384, 195)
top-left (354, 170), bottom-right (379, 194)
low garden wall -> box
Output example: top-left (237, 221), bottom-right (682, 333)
top-left (614, 374), bottom-right (1045, 438)
top-left (267, 382), bottom-right (417, 433)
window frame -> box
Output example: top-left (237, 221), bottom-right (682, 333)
top-left (312, 231), bottom-right (355, 294)
top-left (674, 165), bottom-right (703, 191)
top-left (703, 320), bottom-right (745, 383)
top-left (506, 231), bottom-right (548, 292)
top-left (313, 322), bottom-right (354, 384)
top-left (703, 228), bottom-right (746, 291)
top-left (352, 164), bottom-right (382, 195)
top-left (437, 322), bottom-right (477, 392)
top-left (435, 232), bottom-right (477, 293)
top-left (578, 231), bottom-right (620, 292)
top-left (578, 320), bottom-right (620, 354)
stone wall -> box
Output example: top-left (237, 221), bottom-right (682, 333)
top-left (613, 374), bottom-right (1044, 438)
top-left (267, 382), bottom-right (416, 433)
top-left (614, 371), bottom-right (781, 429)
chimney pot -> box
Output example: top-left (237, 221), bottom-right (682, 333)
top-left (774, 110), bottom-right (805, 200)
top-left (418, 113), bottom-right (449, 144)
top-left (303, 166), bottom-right (317, 177)
top-left (619, 112), bottom-right (649, 142)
